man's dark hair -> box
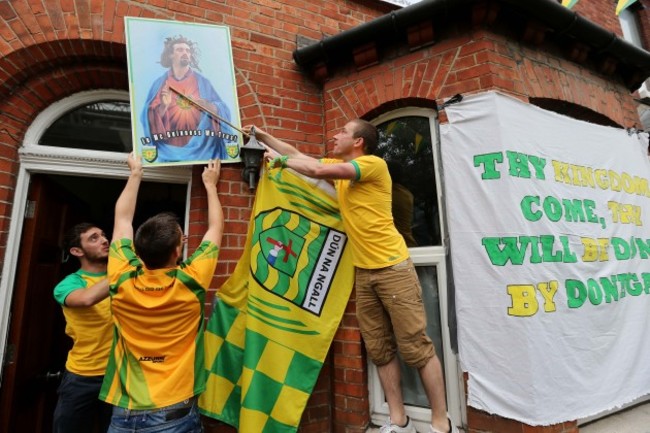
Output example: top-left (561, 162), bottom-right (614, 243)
top-left (351, 119), bottom-right (378, 155)
top-left (134, 212), bottom-right (182, 269)
top-left (159, 35), bottom-right (201, 71)
top-left (63, 222), bottom-right (97, 252)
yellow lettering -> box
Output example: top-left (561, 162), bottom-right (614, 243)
top-left (507, 285), bottom-right (539, 317)
top-left (537, 281), bottom-right (559, 312)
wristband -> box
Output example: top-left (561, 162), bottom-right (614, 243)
top-left (269, 155), bottom-right (289, 181)
top-left (270, 155), bottom-right (289, 169)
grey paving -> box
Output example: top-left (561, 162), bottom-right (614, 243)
top-left (364, 403), bottom-right (650, 433)
top-left (580, 403), bottom-right (650, 433)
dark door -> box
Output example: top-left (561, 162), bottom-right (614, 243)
top-left (0, 174), bottom-right (79, 433)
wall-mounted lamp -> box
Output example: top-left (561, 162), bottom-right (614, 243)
top-left (240, 126), bottom-right (266, 190)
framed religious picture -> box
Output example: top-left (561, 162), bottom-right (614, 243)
top-left (125, 17), bottom-right (242, 165)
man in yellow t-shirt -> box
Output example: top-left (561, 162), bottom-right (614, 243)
top-left (245, 120), bottom-right (458, 433)
top-left (53, 223), bottom-right (112, 433)
top-left (99, 154), bottom-right (223, 432)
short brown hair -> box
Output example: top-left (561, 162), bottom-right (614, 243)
top-left (134, 212), bottom-right (182, 269)
top-left (350, 119), bottom-right (378, 155)
top-left (64, 222), bottom-right (98, 252)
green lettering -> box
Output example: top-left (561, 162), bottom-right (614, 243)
top-left (473, 152), bottom-right (503, 180)
top-left (566, 279), bottom-right (586, 308)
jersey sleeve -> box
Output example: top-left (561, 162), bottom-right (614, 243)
top-left (108, 239), bottom-right (141, 288)
top-left (352, 155), bottom-right (384, 182)
top-left (180, 241), bottom-right (220, 289)
top-left (53, 273), bottom-right (87, 306)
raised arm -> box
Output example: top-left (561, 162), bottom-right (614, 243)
top-left (243, 125), bottom-right (313, 160)
top-left (201, 159), bottom-right (224, 246)
top-left (113, 153), bottom-right (143, 242)
top-left (244, 125), bottom-right (358, 180)
top-left (281, 158), bottom-right (357, 180)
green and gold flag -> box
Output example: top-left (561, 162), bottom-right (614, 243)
top-left (199, 167), bottom-right (354, 432)
top-left (561, 0), bottom-right (579, 9)
top-left (616, 0), bottom-right (638, 14)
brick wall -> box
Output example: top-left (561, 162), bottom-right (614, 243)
top-left (321, 30), bottom-right (638, 130)
top-left (572, 0), bottom-right (624, 36)
top-left (0, 1), bottom-right (645, 432)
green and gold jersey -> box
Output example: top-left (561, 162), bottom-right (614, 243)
top-left (323, 155), bottom-right (408, 269)
top-left (100, 239), bottom-right (219, 409)
top-left (53, 270), bottom-right (112, 376)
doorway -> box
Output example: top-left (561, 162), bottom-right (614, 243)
top-left (0, 172), bottom-right (188, 433)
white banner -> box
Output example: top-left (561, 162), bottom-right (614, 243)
top-left (440, 92), bottom-right (650, 425)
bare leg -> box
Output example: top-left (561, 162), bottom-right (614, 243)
top-left (377, 357), bottom-right (408, 426)
top-left (418, 354), bottom-right (449, 432)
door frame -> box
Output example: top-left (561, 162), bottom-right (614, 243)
top-left (0, 89), bottom-right (193, 384)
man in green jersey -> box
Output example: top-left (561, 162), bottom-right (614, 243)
top-left (53, 223), bottom-right (113, 433)
top-left (100, 153), bottom-right (223, 433)
top-left (244, 120), bottom-right (458, 433)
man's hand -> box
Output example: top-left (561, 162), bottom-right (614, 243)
top-left (202, 159), bottom-right (221, 187)
top-left (128, 152), bottom-right (143, 175)
top-left (241, 124), bottom-right (304, 159)
top-left (112, 152), bottom-right (143, 242)
top-left (242, 125), bottom-right (267, 141)
top-left (262, 143), bottom-right (282, 166)
top-left (201, 159), bottom-right (224, 246)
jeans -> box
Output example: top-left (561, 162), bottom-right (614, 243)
top-left (53, 369), bottom-right (112, 433)
top-left (108, 397), bottom-right (203, 433)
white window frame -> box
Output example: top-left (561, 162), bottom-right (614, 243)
top-left (368, 108), bottom-right (465, 432)
top-left (619, 7), bottom-right (650, 98)
top-left (0, 90), bottom-right (192, 382)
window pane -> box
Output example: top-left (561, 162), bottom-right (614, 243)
top-left (39, 100), bottom-right (132, 152)
top-left (619, 9), bottom-right (642, 48)
top-left (398, 265), bottom-right (445, 408)
top-left (376, 117), bottom-right (441, 246)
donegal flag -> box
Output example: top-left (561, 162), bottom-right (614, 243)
top-left (616, 0), bottom-right (637, 14)
top-left (199, 167), bottom-right (353, 432)
top-left (561, 0), bottom-right (579, 9)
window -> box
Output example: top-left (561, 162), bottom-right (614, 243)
top-left (39, 100), bottom-right (132, 152)
top-left (619, 8), bottom-right (643, 48)
top-left (368, 109), bottom-right (462, 431)
top-left (619, 5), bottom-right (650, 100)
top-left (376, 116), bottom-right (441, 247)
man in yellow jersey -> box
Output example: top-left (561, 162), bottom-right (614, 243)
top-left (100, 153), bottom-right (223, 432)
top-left (244, 120), bottom-right (458, 433)
top-left (53, 223), bottom-right (113, 433)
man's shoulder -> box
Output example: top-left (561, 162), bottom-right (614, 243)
top-left (53, 271), bottom-right (85, 301)
top-left (109, 239), bottom-right (138, 262)
top-left (352, 155), bottom-right (388, 178)
top-left (56, 271), bottom-right (84, 285)
top-left (354, 154), bottom-right (384, 164)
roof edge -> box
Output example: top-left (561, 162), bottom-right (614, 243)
top-left (293, 0), bottom-right (650, 91)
